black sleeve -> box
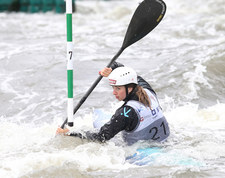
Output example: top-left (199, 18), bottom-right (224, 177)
top-left (137, 76), bottom-right (156, 95)
top-left (69, 106), bottom-right (139, 143)
top-left (110, 61), bottom-right (124, 70)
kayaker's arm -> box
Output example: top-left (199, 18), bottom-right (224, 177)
top-left (110, 61), bottom-right (124, 70)
top-left (68, 106), bottom-right (139, 143)
top-left (137, 76), bottom-right (157, 95)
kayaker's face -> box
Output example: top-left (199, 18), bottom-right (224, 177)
top-left (112, 86), bottom-right (132, 101)
top-left (112, 86), bottom-right (126, 101)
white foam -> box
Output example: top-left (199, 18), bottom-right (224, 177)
top-left (166, 103), bottom-right (225, 129)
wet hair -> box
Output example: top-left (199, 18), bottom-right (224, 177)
top-left (126, 84), bottom-right (152, 109)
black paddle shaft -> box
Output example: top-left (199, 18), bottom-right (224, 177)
top-left (61, 0), bottom-right (166, 128)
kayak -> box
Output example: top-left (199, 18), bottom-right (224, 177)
top-left (126, 147), bottom-right (202, 166)
top-left (126, 147), bottom-right (162, 166)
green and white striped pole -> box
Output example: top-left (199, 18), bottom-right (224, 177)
top-left (66, 0), bottom-right (74, 127)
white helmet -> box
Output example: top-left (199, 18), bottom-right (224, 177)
top-left (108, 66), bottom-right (138, 86)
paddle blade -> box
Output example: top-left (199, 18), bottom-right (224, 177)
top-left (122, 0), bottom-right (166, 49)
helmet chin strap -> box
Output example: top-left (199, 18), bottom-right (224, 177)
top-left (123, 84), bottom-right (137, 102)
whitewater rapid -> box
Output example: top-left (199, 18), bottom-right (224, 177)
top-left (0, 0), bottom-right (225, 177)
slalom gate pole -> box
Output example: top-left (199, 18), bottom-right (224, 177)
top-left (66, 0), bottom-right (74, 127)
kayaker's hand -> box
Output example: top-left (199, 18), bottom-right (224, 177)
top-left (56, 127), bottom-right (69, 135)
top-left (99, 67), bottom-right (112, 77)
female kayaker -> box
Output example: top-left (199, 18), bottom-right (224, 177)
top-left (56, 62), bottom-right (170, 145)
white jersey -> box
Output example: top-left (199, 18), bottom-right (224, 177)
top-left (122, 89), bottom-right (170, 145)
